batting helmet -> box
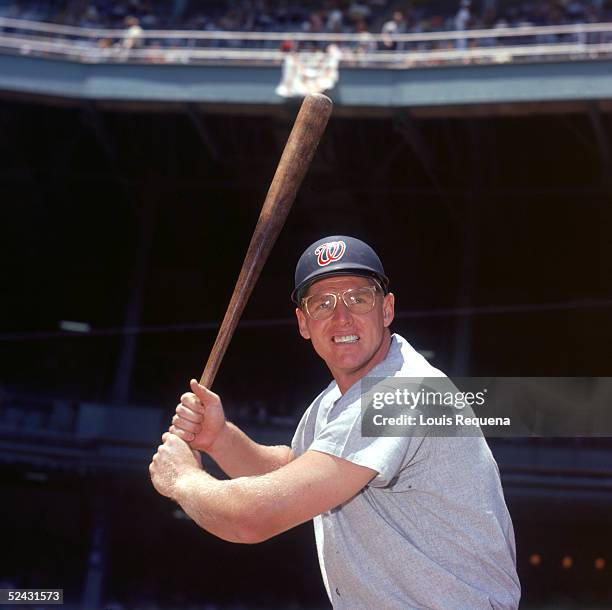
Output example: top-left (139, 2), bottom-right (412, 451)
top-left (291, 235), bottom-right (389, 304)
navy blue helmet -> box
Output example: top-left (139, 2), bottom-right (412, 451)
top-left (291, 235), bottom-right (389, 304)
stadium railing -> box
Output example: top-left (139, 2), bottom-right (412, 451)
top-left (1, 17), bottom-right (612, 67)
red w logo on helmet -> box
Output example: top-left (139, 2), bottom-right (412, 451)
top-left (315, 240), bottom-right (346, 266)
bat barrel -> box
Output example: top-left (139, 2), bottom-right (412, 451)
top-left (200, 93), bottom-right (333, 388)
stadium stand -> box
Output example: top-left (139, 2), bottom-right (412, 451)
top-left (1, 0), bottom-right (610, 31)
top-left (2, 0), bottom-right (612, 69)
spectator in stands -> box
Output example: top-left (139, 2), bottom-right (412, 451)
top-left (454, 0), bottom-right (471, 49)
top-left (304, 10), bottom-right (324, 33)
top-left (348, 0), bottom-right (371, 23)
top-left (79, 5), bottom-right (101, 27)
top-left (326, 2), bottom-right (344, 32)
top-left (380, 10), bottom-right (405, 51)
top-left (354, 18), bottom-right (376, 54)
top-left (122, 15), bottom-right (143, 50)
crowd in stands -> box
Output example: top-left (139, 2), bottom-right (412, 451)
top-left (1, 0), bottom-right (611, 35)
top-left (1, 0), bottom-right (612, 65)
top-left (0, 0), bottom-right (390, 31)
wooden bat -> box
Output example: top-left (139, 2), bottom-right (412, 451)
top-left (200, 93), bottom-right (333, 388)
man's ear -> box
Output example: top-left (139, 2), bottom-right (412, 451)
top-left (295, 307), bottom-right (311, 340)
top-left (382, 293), bottom-right (395, 328)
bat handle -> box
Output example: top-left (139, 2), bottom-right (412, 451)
top-left (200, 345), bottom-right (222, 388)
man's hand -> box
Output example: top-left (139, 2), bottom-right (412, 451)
top-left (149, 432), bottom-right (203, 500)
top-left (170, 379), bottom-right (227, 452)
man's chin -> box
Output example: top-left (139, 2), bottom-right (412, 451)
top-left (327, 355), bottom-right (371, 377)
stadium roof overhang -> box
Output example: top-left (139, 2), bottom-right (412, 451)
top-left (2, 54), bottom-right (612, 118)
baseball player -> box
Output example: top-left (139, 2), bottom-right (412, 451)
top-left (149, 235), bottom-right (521, 609)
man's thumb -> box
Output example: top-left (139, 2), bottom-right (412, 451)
top-left (189, 378), bottom-right (220, 405)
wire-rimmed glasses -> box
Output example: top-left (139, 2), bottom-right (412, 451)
top-left (301, 285), bottom-right (380, 320)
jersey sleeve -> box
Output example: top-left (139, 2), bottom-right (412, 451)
top-left (307, 396), bottom-right (427, 488)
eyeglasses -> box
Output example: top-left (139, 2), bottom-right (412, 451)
top-left (301, 285), bottom-right (380, 320)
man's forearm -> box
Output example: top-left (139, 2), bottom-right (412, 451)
top-left (206, 421), bottom-right (293, 478)
top-left (173, 469), bottom-right (264, 543)
top-left (169, 447), bottom-right (376, 546)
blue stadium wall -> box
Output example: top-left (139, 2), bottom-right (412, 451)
top-left (2, 53), bottom-right (612, 111)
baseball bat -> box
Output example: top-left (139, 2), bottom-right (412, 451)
top-left (200, 93), bottom-right (333, 388)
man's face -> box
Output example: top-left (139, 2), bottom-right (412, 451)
top-left (295, 275), bottom-right (395, 388)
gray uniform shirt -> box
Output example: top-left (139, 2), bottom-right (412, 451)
top-left (291, 334), bottom-right (521, 610)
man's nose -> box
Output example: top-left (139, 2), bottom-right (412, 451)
top-left (332, 297), bottom-right (353, 323)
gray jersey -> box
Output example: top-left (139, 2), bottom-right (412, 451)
top-left (292, 334), bottom-right (520, 610)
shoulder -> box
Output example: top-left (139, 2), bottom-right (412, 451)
top-left (391, 333), bottom-right (447, 378)
top-left (305, 381), bottom-right (340, 418)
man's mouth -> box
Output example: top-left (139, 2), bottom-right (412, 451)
top-left (333, 334), bottom-right (359, 344)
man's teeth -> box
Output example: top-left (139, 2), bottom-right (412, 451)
top-left (333, 335), bottom-right (359, 343)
